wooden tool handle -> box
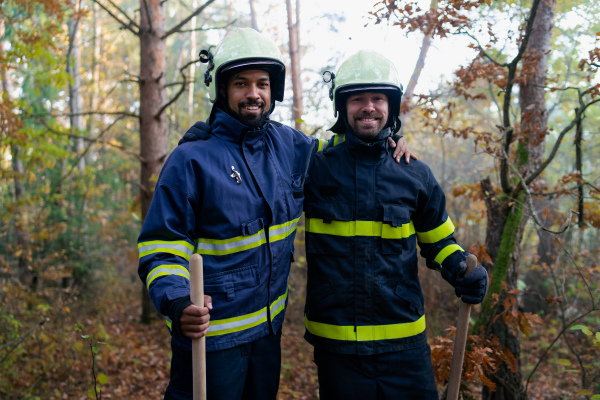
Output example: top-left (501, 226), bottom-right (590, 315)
top-left (447, 254), bottom-right (478, 400)
top-left (190, 254), bottom-right (206, 400)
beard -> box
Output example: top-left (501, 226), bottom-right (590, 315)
top-left (350, 112), bottom-right (386, 143)
top-left (229, 100), bottom-right (269, 129)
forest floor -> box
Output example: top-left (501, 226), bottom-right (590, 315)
top-left (0, 263), bottom-right (589, 399)
top-left (66, 279), bottom-right (319, 400)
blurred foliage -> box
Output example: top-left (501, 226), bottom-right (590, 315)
top-left (0, 0), bottom-right (599, 398)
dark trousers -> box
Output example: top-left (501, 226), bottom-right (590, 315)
top-left (314, 344), bottom-right (439, 400)
top-left (165, 330), bottom-right (282, 400)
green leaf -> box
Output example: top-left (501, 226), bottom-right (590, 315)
top-left (87, 388), bottom-right (96, 399)
top-left (557, 358), bottom-right (571, 366)
top-left (591, 395), bottom-right (600, 400)
top-left (578, 389), bottom-right (593, 395)
top-left (571, 324), bottom-right (587, 331)
top-left (81, 335), bottom-right (89, 339)
top-left (92, 346), bottom-right (99, 355)
top-left (571, 325), bottom-right (593, 336)
top-left (97, 373), bottom-right (108, 385)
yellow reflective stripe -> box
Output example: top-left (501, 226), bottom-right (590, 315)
top-left (146, 264), bottom-right (190, 290)
top-left (306, 218), bottom-right (415, 239)
top-left (333, 134), bottom-right (345, 146)
top-left (195, 218), bottom-right (300, 256)
top-left (434, 244), bottom-right (463, 265)
top-left (305, 315), bottom-right (426, 341)
top-left (138, 240), bottom-right (194, 260)
top-left (316, 139), bottom-right (325, 152)
top-left (416, 217), bottom-right (455, 244)
top-left (206, 290), bottom-right (288, 337)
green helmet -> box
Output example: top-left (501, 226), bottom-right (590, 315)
top-left (325, 50), bottom-right (404, 134)
top-left (200, 28), bottom-right (285, 108)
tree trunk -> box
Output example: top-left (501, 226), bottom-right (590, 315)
top-left (67, 0), bottom-right (85, 171)
top-left (286, 0), bottom-right (303, 131)
top-left (399, 0), bottom-right (437, 134)
top-left (188, 0), bottom-right (198, 118)
top-left (139, 0), bottom-right (168, 323)
top-left (480, 0), bottom-right (556, 398)
top-left (248, 0), bottom-right (259, 31)
top-left (1, 17), bottom-right (28, 282)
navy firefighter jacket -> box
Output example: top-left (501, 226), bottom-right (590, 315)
top-left (303, 132), bottom-right (467, 356)
top-left (138, 109), bottom-right (325, 352)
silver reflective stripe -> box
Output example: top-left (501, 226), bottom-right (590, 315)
top-left (206, 290), bottom-right (288, 337)
top-left (195, 218), bottom-right (300, 256)
top-left (196, 231), bottom-right (267, 253)
top-left (138, 241), bottom-right (194, 259)
top-left (146, 264), bottom-right (190, 290)
top-left (209, 310), bottom-right (268, 333)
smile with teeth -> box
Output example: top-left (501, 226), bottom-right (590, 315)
top-left (242, 103), bottom-right (263, 112)
top-left (357, 116), bottom-right (380, 124)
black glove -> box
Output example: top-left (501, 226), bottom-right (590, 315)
top-left (454, 263), bottom-right (488, 304)
top-left (168, 295), bottom-right (193, 337)
top-left (178, 120), bottom-right (211, 145)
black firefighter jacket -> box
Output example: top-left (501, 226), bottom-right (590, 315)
top-left (303, 132), bottom-right (467, 356)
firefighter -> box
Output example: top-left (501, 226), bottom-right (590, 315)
top-left (303, 50), bottom-right (489, 399)
top-left (137, 29), bottom-right (412, 400)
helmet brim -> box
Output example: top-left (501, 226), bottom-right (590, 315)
top-left (217, 58), bottom-right (286, 102)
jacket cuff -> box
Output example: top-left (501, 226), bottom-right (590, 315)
top-left (431, 251), bottom-right (468, 287)
top-left (168, 295), bottom-right (193, 337)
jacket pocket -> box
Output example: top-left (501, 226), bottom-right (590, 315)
top-left (305, 202), bottom-right (354, 256)
top-left (241, 218), bottom-right (264, 236)
top-left (204, 264), bottom-right (260, 302)
top-left (290, 173), bottom-right (304, 199)
top-left (394, 281), bottom-right (424, 315)
top-left (381, 204), bottom-right (411, 255)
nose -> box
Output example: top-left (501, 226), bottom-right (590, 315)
top-left (246, 84), bottom-right (260, 100)
top-left (362, 99), bottom-right (376, 113)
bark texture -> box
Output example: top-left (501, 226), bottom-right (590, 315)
top-left (286, 0), bottom-right (303, 130)
top-left (480, 0), bottom-right (556, 398)
top-left (139, 0), bottom-right (168, 323)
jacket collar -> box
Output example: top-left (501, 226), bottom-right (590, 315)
top-left (211, 108), bottom-right (267, 144)
top-left (345, 129), bottom-right (388, 161)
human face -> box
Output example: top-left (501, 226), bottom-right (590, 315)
top-left (226, 69), bottom-right (271, 128)
top-left (345, 91), bottom-right (389, 142)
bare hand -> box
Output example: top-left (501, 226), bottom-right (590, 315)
top-left (180, 294), bottom-right (212, 339)
top-left (388, 136), bottom-right (418, 164)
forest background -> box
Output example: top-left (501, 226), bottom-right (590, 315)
top-left (0, 0), bottom-right (599, 399)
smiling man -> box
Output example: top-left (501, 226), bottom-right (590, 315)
top-left (303, 50), bottom-right (489, 399)
top-left (137, 29), bottom-right (414, 400)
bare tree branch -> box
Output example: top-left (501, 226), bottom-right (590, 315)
top-left (92, 0), bottom-right (139, 36)
top-left (163, 0), bottom-right (216, 39)
top-left (141, 0), bottom-right (153, 33)
top-left (172, 22), bottom-right (234, 34)
top-left (0, 319), bottom-right (48, 365)
top-left (26, 110), bottom-right (139, 119)
top-left (525, 95), bottom-right (600, 185)
top-left (502, 144), bottom-right (575, 234)
top-left (105, 0), bottom-right (140, 30)
top-left (36, 115), bottom-right (144, 162)
top-left (499, 0), bottom-right (543, 194)
top-left (463, 30), bottom-right (508, 68)
top-left (155, 59), bottom-right (197, 118)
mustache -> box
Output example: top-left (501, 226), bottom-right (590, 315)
top-left (355, 112), bottom-right (383, 120)
top-left (239, 100), bottom-right (265, 108)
